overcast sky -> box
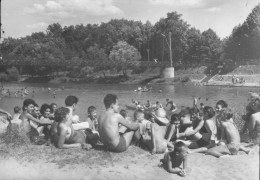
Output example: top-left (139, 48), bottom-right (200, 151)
top-left (2, 0), bottom-right (259, 39)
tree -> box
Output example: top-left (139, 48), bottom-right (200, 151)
top-left (109, 41), bottom-right (141, 76)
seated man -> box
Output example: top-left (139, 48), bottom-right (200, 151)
top-left (206, 108), bottom-right (250, 158)
top-left (98, 94), bottom-right (139, 152)
top-left (50, 107), bottom-right (92, 149)
top-left (247, 100), bottom-right (260, 145)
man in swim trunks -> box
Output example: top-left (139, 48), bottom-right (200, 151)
top-left (206, 108), bottom-right (250, 157)
top-left (98, 94), bottom-right (139, 152)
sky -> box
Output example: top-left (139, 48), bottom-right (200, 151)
top-left (1, 0), bottom-right (259, 39)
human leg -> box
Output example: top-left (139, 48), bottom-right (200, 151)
top-left (206, 145), bottom-right (230, 158)
top-left (164, 124), bottom-right (176, 142)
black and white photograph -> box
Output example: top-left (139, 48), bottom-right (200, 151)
top-left (0, 0), bottom-right (259, 179)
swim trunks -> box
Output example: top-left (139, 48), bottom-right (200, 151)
top-left (110, 135), bottom-right (127, 153)
top-left (226, 143), bottom-right (240, 155)
top-left (197, 138), bottom-right (210, 147)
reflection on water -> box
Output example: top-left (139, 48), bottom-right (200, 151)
top-left (0, 82), bottom-right (257, 124)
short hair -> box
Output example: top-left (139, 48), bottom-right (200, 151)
top-left (14, 106), bottom-right (21, 113)
top-left (104, 94), bottom-right (117, 109)
top-left (174, 141), bottom-right (186, 153)
top-left (190, 107), bottom-right (199, 115)
top-left (54, 107), bottom-right (70, 123)
top-left (88, 106), bottom-right (96, 114)
top-left (120, 109), bottom-right (127, 119)
top-left (65, 95), bottom-right (79, 106)
top-left (40, 104), bottom-right (51, 115)
top-left (134, 109), bottom-right (144, 120)
top-left (179, 107), bottom-right (190, 117)
top-left (50, 103), bottom-right (57, 113)
top-left (219, 108), bottom-right (233, 121)
top-left (34, 104), bottom-right (39, 108)
top-left (170, 113), bottom-right (180, 124)
top-left (216, 100), bottom-right (228, 108)
top-left (23, 99), bottom-right (36, 111)
top-left (203, 106), bottom-right (216, 119)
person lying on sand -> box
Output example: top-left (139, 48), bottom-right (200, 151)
top-left (19, 99), bottom-right (52, 138)
top-left (50, 107), bottom-right (92, 150)
top-left (98, 94), bottom-right (139, 152)
top-left (161, 141), bottom-right (189, 177)
top-left (206, 108), bottom-right (250, 158)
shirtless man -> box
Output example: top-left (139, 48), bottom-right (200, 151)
top-left (206, 109), bottom-right (250, 158)
top-left (50, 107), bottom-right (92, 149)
top-left (98, 94), bottom-right (139, 152)
top-left (19, 99), bottom-right (52, 134)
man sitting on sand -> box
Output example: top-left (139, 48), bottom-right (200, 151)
top-left (50, 107), bottom-right (92, 150)
top-left (98, 94), bottom-right (139, 152)
top-left (206, 109), bottom-right (250, 158)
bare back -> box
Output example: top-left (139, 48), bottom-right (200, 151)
top-left (222, 121), bottom-right (240, 144)
top-left (98, 112), bottom-right (121, 148)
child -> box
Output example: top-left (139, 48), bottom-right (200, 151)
top-left (166, 99), bottom-right (177, 112)
top-left (161, 141), bottom-right (189, 177)
top-left (206, 108), bottom-right (250, 158)
top-left (165, 113), bottom-right (181, 143)
top-left (119, 109), bottom-right (132, 134)
top-left (86, 106), bottom-right (98, 131)
top-left (85, 106), bottom-right (99, 145)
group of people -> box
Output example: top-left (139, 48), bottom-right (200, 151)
top-left (0, 92), bottom-right (259, 177)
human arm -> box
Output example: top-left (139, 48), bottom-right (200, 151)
top-left (179, 119), bottom-right (204, 138)
top-left (0, 108), bottom-right (12, 121)
top-left (27, 113), bottom-right (52, 125)
top-left (151, 123), bottom-right (156, 154)
top-left (166, 153), bottom-right (182, 174)
top-left (118, 114), bottom-right (139, 131)
top-left (248, 115), bottom-right (258, 138)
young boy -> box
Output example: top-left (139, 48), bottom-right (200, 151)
top-left (206, 108), bottom-right (250, 158)
top-left (85, 106), bottom-right (100, 145)
top-left (161, 141), bottom-right (189, 177)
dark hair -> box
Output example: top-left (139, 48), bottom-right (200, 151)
top-left (88, 106), bottom-right (96, 114)
top-left (190, 107), bottom-right (199, 115)
top-left (120, 109), bottom-right (127, 119)
top-left (14, 106), bottom-right (21, 113)
top-left (50, 103), bottom-right (57, 113)
top-left (34, 103), bottom-right (39, 108)
top-left (220, 108), bottom-right (233, 120)
top-left (23, 99), bottom-right (36, 111)
top-left (216, 100), bottom-right (228, 108)
top-left (179, 107), bottom-right (190, 117)
top-left (40, 104), bottom-right (51, 115)
top-left (54, 107), bottom-right (70, 123)
top-left (134, 109), bottom-right (144, 120)
top-left (65, 95), bottom-right (79, 106)
top-left (170, 113), bottom-right (180, 124)
top-left (174, 141), bottom-right (186, 153)
top-left (104, 94), bottom-right (117, 109)
top-left (203, 106), bottom-right (216, 119)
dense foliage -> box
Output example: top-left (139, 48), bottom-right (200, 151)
top-left (0, 4), bottom-right (259, 78)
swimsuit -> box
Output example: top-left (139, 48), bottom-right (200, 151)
top-left (109, 135), bottom-right (127, 153)
top-left (197, 138), bottom-right (210, 147)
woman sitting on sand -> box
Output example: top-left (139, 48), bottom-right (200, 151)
top-left (50, 107), bottom-right (92, 150)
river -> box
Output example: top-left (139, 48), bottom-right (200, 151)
top-left (0, 82), bottom-right (258, 130)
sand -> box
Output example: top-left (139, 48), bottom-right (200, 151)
top-left (0, 144), bottom-right (259, 180)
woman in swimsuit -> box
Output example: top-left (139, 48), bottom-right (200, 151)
top-left (50, 107), bottom-right (91, 149)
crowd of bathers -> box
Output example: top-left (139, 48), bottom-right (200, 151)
top-left (0, 92), bottom-right (259, 177)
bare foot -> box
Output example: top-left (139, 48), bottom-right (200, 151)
top-left (81, 143), bottom-right (92, 150)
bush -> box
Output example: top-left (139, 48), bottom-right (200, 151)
top-left (0, 73), bottom-right (8, 82)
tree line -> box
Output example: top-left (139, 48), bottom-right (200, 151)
top-left (0, 4), bottom-right (259, 78)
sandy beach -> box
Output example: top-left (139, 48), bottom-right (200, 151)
top-left (0, 143), bottom-right (258, 180)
